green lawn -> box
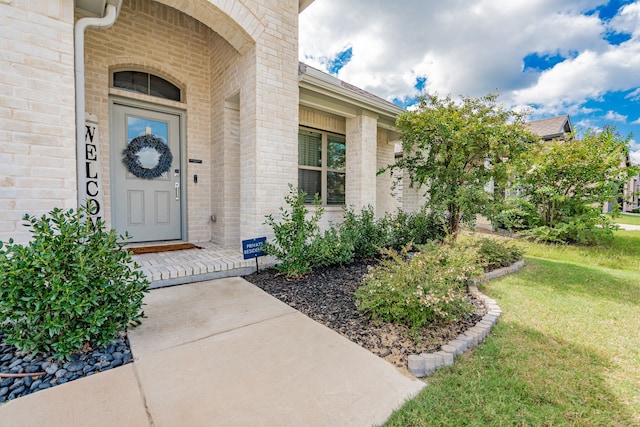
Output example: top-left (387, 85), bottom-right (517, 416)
top-left (607, 213), bottom-right (640, 226)
top-left (385, 230), bottom-right (640, 426)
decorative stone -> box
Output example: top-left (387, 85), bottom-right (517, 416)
top-left (66, 361), bottom-right (85, 373)
top-left (436, 351), bottom-right (454, 366)
top-left (25, 364), bottom-right (42, 374)
top-left (9, 385), bottom-right (25, 397)
top-left (8, 358), bottom-right (23, 369)
top-left (449, 339), bottom-right (467, 354)
top-left (9, 379), bottom-right (23, 390)
top-left (44, 363), bottom-right (59, 375)
top-left (22, 376), bottom-right (33, 389)
top-left (408, 355), bottom-right (426, 377)
top-left (440, 344), bottom-right (457, 355)
top-left (463, 331), bottom-right (480, 346)
top-left (457, 334), bottom-right (474, 348)
top-left (423, 354), bottom-right (443, 375)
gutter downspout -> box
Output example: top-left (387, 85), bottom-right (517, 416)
top-left (74, 2), bottom-right (121, 208)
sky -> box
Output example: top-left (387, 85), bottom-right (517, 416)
top-left (299, 0), bottom-right (640, 163)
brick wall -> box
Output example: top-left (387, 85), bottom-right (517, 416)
top-left (84, 0), bottom-right (252, 243)
top-left (0, 1), bottom-right (76, 243)
top-left (346, 113), bottom-right (378, 212)
top-left (244, 0), bottom-right (300, 240)
top-left (376, 130), bottom-right (398, 216)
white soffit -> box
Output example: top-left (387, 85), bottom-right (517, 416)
top-left (75, 0), bottom-right (120, 17)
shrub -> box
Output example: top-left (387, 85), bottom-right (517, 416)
top-left (339, 206), bottom-right (387, 259)
top-left (0, 205), bottom-right (149, 360)
top-left (382, 208), bottom-right (447, 250)
top-left (355, 242), bottom-right (481, 332)
top-left (518, 211), bottom-right (617, 245)
top-left (467, 237), bottom-right (524, 271)
top-left (491, 197), bottom-right (540, 232)
top-left (263, 185), bottom-right (325, 277)
top-left (310, 225), bottom-right (355, 267)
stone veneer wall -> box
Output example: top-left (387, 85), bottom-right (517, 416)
top-left (0, 1), bottom-right (77, 243)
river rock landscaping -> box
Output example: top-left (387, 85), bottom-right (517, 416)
top-left (245, 259), bottom-right (487, 373)
top-left (0, 333), bottom-right (132, 403)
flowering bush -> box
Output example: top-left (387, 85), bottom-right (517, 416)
top-left (355, 241), bottom-right (482, 332)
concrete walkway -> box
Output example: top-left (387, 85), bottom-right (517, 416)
top-left (0, 278), bottom-right (424, 427)
top-left (618, 223), bottom-right (640, 231)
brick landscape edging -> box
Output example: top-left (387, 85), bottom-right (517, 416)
top-left (407, 259), bottom-right (526, 378)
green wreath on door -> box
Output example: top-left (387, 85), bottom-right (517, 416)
top-left (122, 134), bottom-right (173, 179)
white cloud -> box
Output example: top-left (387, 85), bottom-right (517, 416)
top-left (300, 0), bottom-right (616, 102)
top-left (301, 1), bottom-right (640, 101)
top-left (604, 110), bottom-right (628, 122)
top-left (609, 2), bottom-right (640, 37)
top-left (628, 139), bottom-right (640, 164)
top-left (299, 0), bottom-right (640, 145)
top-left (625, 88), bottom-right (640, 101)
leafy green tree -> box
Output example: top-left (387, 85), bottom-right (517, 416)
top-left (508, 126), bottom-right (639, 244)
top-left (384, 93), bottom-right (536, 237)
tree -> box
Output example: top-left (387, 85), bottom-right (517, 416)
top-left (507, 126), bottom-right (639, 244)
top-left (383, 93), bottom-right (536, 237)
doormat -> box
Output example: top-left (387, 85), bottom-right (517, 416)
top-left (129, 243), bottom-right (203, 255)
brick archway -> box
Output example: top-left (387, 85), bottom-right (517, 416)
top-left (155, 0), bottom-right (263, 54)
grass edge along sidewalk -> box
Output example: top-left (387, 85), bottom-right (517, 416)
top-left (385, 229), bottom-right (640, 426)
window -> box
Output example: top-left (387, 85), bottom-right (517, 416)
top-left (113, 71), bottom-right (181, 102)
top-left (298, 128), bottom-right (346, 205)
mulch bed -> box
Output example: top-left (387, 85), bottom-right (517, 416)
top-left (244, 259), bottom-right (486, 372)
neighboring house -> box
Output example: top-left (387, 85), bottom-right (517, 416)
top-left (525, 115), bottom-right (573, 140)
top-left (622, 164), bottom-right (639, 212)
top-left (604, 159), bottom-right (640, 213)
top-left (526, 115), bottom-right (639, 213)
top-left (1, 0), bottom-right (403, 245)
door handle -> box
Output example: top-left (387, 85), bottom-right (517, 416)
top-left (175, 182), bottom-right (180, 201)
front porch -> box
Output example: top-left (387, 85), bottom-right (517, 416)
top-left (131, 242), bottom-right (274, 289)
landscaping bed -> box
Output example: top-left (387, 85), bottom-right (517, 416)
top-left (245, 259), bottom-right (486, 373)
top-left (0, 333), bottom-right (133, 403)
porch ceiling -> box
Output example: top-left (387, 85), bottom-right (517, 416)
top-left (75, 0), bottom-right (120, 17)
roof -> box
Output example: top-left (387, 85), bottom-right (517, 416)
top-left (526, 115), bottom-right (573, 140)
top-left (298, 62), bottom-right (404, 115)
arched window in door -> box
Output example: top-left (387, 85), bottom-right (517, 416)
top-left (112, 71), bottom-right (181, 102)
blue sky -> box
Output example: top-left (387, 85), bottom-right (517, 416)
top-left (299, 0), bottom-right (640, 163)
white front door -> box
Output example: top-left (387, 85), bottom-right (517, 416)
top-left (111, 101), bottom-right (183, 242)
